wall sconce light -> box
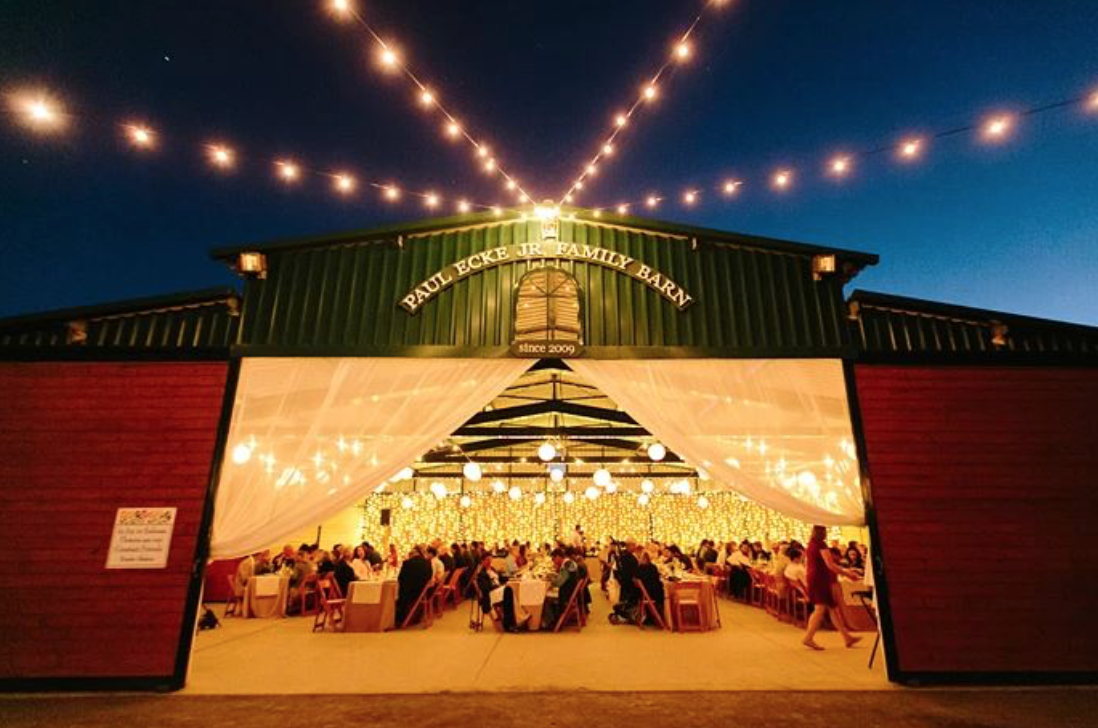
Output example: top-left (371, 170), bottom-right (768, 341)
top-left (812, 254), bottom-right (837, 280)
top-left (66, 320), bottom-right (87, 345)
top-left (990, 323), bottom-right (1009, 348)
top-left (237, 251), bottom-right (268, 279)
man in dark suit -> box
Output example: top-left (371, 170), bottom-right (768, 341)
top-left (395, 546), bottom-right (433, 626)
top-left (615, 540), bottom-right (640, 606)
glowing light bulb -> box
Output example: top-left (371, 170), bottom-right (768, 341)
top-left (425, 192), bottom-right (440, 207)
top-left (459, 494), bottom-right (472, 508)
top-left (538, 442), bottom-right (557, 462)
top-left (378, 46), bottom-right (399, 69)
top-left (586, 163), bottom-right (598, 176)
top-left (563, 194), bottom-right (574, 203)
top-left (12, 93), bottom-right (64, 132)
top-left (647, 443), bottom-right (666, 462)
top-left (126, 124), bottom-right (154, 148)
top-left (505, 179), bottom-right (517, 191)
top-left (462, 461), bottom-right (482, 481)
top-left (208, 144), bottom-right (234, 168)
top-left (519, 193), bottom-right (530, 203)
top-left (643, 84), bottom-right (658, 101)
top-left (483, 158), bottom-right (496, 173)
top-left (722, 180), bottom-right (741, 196)
top-left (602, 142), bottom-right (614, 155)
top-left (231, 443), bottom-right (252, 465)
top-left (276, 160), bottom-right (300, 182)
top-left (445, 121), bottom-right (461, 138)
top-left (476, 145), bottom-right (490, 158)
top-left (592, 208), bottom-right (602, 218)
top-left (534, 492), bottom-right (546, 505)
top-left (383, 185), bottom-right (400, 201)
top-left (1088, 90), bottom-right (1098, 112)
top-left (457, 199), bottom-right (471, 213)
top-left (614, 112), bottom-right (628, 128)
top-left (829, 156), bottom-right (851, 176)
top-left (697, 495), bottom-right (709, 509)
top-left (645, 195), bottom-right (659, 208)
top-left (333, 173), bottom-right (355, 194)
top-left (508, 486), bottom-right (522, 501)
top-left (683, 190), bottom-right (697, 205)
top-left (605, 481), bottom-right (618, 494)
top-left (330, 0), bottom-right (353, 18)
top-left (982, 114), bottom-right (1013, 141)
top-left (616, 204), bottom-right (629, 214)
top-left (401, 496), bottom-right (414, 510)
top-left (899, 137), bottom-right (923, 160)
top-left (638, 493), bottom-right (650, 506)
top-left (492, 479), bottom-right (506, 494)
top-left (584, 486), bottom-right (600, 500)
top-left (674, 41), bottom-right (691, 60)
top-left (574, 180), bottom-right (585, 190)
top-left (641, 478), bottom-right (655, 494)
top-left (549, 467), bottom-right (565, 483)
top-left (593, 468), bottom-right (612, 487)
top-left (772, 170), bottom-right (792, 190)
top-left (419, 89), bottom-right (435, 107)
top-left (430, 481), bottom-right (448, 499)
top-left (490, 206), bottom-right (502, 217)
top-left (563, 491), bottom-right (575, 504)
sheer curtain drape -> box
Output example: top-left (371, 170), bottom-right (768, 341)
top-left (568, 359), bottom-right (865, 525)
top-left (211, 357), bottom-right (530, 558)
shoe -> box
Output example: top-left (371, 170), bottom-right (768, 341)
top-left (845, 636), bottom-right (863, 648)
top-left (802, 640), bottom-right (824, 651)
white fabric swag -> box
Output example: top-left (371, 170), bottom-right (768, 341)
top-left (210, 357), bottom-right (530, 558)
top-left (568, 359), bottom-right (865, 526)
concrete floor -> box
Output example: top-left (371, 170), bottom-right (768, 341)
top-left (4, 691), bottom-right (1098, 728)
top-left (185, 591), bottom-right (889, 693)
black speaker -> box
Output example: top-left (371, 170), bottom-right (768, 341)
top-left (380, 508), bottom-right (391, 527)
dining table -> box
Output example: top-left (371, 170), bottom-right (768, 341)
top-left (662, 575), bottom-right (719, 631)
top-left (342, 579), bottom-right (398, 632)
top-left (243, 574), bottom-right (289, 618)
top-left (837, 579), bottom-right (877, 632)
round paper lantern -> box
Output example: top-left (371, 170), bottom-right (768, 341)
top-left (537, 442), bottom-right (557, 462)
top-left (641, 478), bottom-right (655, 494)
top-left (508, 486), bottom-right (522, 500)
top-left (593, 468), bottom-right (612, 487)
top-left (459, 494), bottom-right (472, 508)
top-left (462, 461), bottom-right (483, 482)
top-left (231, 443), bottom-right (252, 465)
top-left (647, 442), bottom-right (666, 462)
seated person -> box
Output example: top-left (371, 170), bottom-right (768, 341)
top-left (233, 549), bottom-right (269, 596)
top-left (351, 545), bottom-right (373, 580)
top-left (271, 543), bottom-right (296, 572)
top-left (395, 547), bottom-right (433, 626)
top-left (635, 551), bottom-right (665, 622)
top-left (541, 548), bottom-right (579, 629)
top-left (315, 549), bottom-right (336, 576)
top-left (504, 545), bottom-right (523, 577)
top-left (475, 553), bottom-right (519, 632)
top-left (427, 546), bottom-right (445, 584)
top-left (333, 547), bottom-right (357, 598)
top-left (614, 541), bottom-right (640, 606)
top-left (784, 547), bottom-right (807, 590)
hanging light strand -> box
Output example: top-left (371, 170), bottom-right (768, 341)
top-left (327, 0), bottom-right (534, 204)
top-left (593, 88), bottom-right (1097, 214)
top-left (557, 0), bottom-right (731, 205)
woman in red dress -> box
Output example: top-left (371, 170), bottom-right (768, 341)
top-left (803, 525), bottom-right (862, 650)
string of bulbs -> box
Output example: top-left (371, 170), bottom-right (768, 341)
top-left (556, 0), bottom-right (733, 206)
top-left (326, 0), bottom-right (535, 205)
top-left (587, 89), bottom-right (1098, 216)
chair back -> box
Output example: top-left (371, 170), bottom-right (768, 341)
top-left (673, 580), bottom-right (704, 603)
top-left (401, 579), bottom-right (434, 629)
top-left (553, 577), bottom-right (588, 632)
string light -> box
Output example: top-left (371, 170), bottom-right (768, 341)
top-left (383, 184), bottom-right (400, 201)
top-left (333, 173), bottom-right (355, 194)
top-left (828, 155), bottom-right (851, 177)
top-left (772, 169), bottom-right (792, 190)
top-left (324, 1), bottom-right (534, 203)
top-left (898, 137), bottom-right (923, 160)
top-left (722, 179), bottom-right (741, 196)
top-left (1089, 90), bottom-right (1098, 112)
top-left (207, 144), bottom-right (234, 169)
top-left (457, 198), bottom-right (471, 213)
top-left (614, 113), bottom-right (628, 128)
top-left (674, 41), bottom-right (692, 61)
top-left (7, 91), bottom-right (65, 133)
top-left (616, 204), bottom-right (629, 214)
top-left (276, 160), bottom-right (300, 182)
top-left (425, 191), bottom-right (440, 207)
top-left (981, 113), bottom-right (1014, 142)
top-left (643, 83), bottom-right (659, 101)
top-left (683, 189), bottom-right (698, 205)
top-left (124, 123), bottom-right (155, 148)
top-left (645, 195), bottom-right (660, 208)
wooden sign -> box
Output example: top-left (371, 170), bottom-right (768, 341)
top-left (399, 240), bottom-right (694, 313)
top-left (105, 507), bottom-right (177, 569)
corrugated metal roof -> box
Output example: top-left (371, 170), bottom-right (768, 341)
top-left (226, 212), bottom-right (865, 356)
top-left (850, 290), bottom-right (1098, 359)
top-left (0, 288), bottom-right (240, 351)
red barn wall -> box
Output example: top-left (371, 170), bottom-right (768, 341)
top-left (0, 362), bottom-right (228, 685)
top-left (856, 365), bottom-right (1098, 676)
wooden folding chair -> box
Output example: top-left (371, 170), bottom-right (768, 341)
top-left (552, 577), bottom-right (588, 632)
top-left (399, 580), bottom-right (434, 630)
top-left (312, 577), bottom-right (346, 632)
top-left (224, 575), bottom-right (243, 618)
top-left (671, 581), bottom-right (706, 632)
top-left (632, 577), bottom-right (669, 631)
top-left (434, 567), bottom-right (466, 612)
top-left (291, 573), bottom-right (319, 616)
top-left (748, 568), bottom-right (767, 607)
top-left (786, 580), bottom-right (810, 627)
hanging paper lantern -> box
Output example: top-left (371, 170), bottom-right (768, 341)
top-left (593, 468), bottom-right (612, 487)
top-left (508, 485), bottom-right (522, 501)
top-left (459, 494), bottom-right (472, 508)
top-left (231, 443), bottom-right (252, 465)
top-left (641, 478), bottom-right (655, 493)
top-left (463, 461), bottom-right (483, 482)
top-left (537, 442), bottom-right (557, 462)
top-left (647, 442), bottom-right (666, 461)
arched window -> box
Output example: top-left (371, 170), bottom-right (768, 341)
top-left (513, 267), bottom-right (582, 343)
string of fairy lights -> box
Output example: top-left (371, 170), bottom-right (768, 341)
top-left (326, 0), bottom-right (534, 205)
top-left (557, 0), bottom-right (732, 205)
top-left (589, 90), bottom-right (1098, 216)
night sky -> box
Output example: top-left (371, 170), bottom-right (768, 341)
top-left (2, 0), bottom-right (1096, 323)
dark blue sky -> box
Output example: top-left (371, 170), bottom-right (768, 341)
top-left (2, 0), bottom-right (1096, 323)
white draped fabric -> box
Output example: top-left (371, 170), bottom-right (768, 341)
top-left (568, 359), bottom-right (865, 525)
top-left (210, 357), bottom-right (530, 558)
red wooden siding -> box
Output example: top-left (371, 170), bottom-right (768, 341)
top-left (856, 365), bottom-right (1098, 675)
top-left (0, 362), bottom-right (228, 681)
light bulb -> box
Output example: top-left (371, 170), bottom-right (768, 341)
top-left (605, 481), bottom-right (618, 494)
top-left (401, 496), bottom-right (414, 509)
top-left (563, 491), bottom-right (575, 504)
top-left (231, 443), bottom-right (252, 465)
top-left (638, 493), bottom-right (650, 506)
top-left (462, 461), bottom-right (482, 481)
top-left (584, 486), bottom-right (600, 500)
top-left (549, 467), bottom-right (565, 483)
top-left (537, 442), bottom-right (557, 461)
top-left (508, 486), bottom-right (522, 501)
top-left (459, 494), bottom-right (472, 508)
top-left (641, 478), bottom-right (655, 494)
top-left (430, 481), bottom-right (448, 499)
top-left (126, 124), bottom-right (154, 148)
top-left (534, 492), bottom-right (546, 505)
top-left (697, 495), bottom-right (709, 509)
top-left (647, 443), bottom-right (666, 462)
top-left (492, 479), bottom-right (506, 494)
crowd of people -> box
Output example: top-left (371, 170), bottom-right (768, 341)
top-left (230, 524), bottom-right (869, 647)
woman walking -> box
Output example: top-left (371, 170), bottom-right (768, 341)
top-left (803, 525), bottom-right (862, 650)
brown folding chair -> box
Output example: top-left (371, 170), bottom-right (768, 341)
top-left (434, 567), bottom-right (465, 612)
top-left (291, 573), bottom-right (319, 616)
top-left (552, 577), bottom-right (588, 632)
top-left (399, 580), bottom-right (435, 630)
top-left (312, 577), bottom-right (346, 632)
top-left (748, 568), bottom-right (767, 607)
top-left (224, 575), bottom-right (243, 618)
top-left (787, 580), bottom-right (810, 627)
top-left (632, 577), bottom-right (669, 631)
top-left (671, 581), bottom-right (706, 632)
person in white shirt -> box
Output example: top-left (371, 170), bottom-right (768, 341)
top-left (351, 545), bottom-right (373, 580)
top-left (784, 547), bottom-right (807, 589)
top-left (427, 546), bottom-right (445, 584)
top-left (570, 525), bottom-right (585, 553)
